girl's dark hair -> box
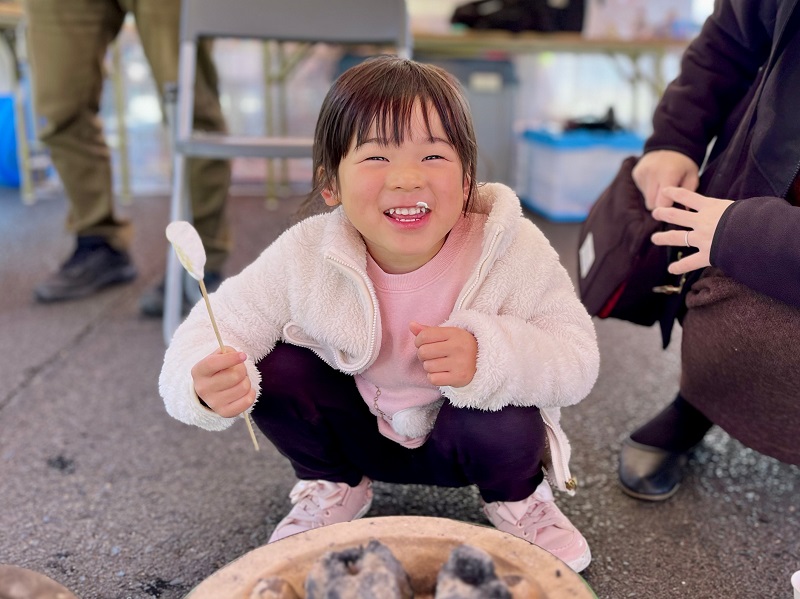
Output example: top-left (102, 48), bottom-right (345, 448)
top-left (310, 55), bottom-right (478, 212)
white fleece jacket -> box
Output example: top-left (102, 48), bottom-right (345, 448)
top-left (159, 182), bottom-right (599, 493)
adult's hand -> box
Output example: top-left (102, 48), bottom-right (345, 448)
top-left (633, 150), bottom-right (700, 210)
top-left (650, 186), bottom-right (733, 275)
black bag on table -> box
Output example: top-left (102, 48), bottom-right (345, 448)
top-left (451, 0), bottom-right (585, 33)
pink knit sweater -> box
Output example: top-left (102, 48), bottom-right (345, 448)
top-left (355, 213), bottom-right (487, 447)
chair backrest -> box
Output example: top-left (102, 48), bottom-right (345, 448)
top-left (180, 0), bottom-right (410, 56)
top-left (172, 0), bottom-right (411, 148)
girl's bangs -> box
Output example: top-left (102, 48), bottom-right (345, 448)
top-left (352, 91), bottom-right (450, 148)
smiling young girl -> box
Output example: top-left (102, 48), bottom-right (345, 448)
top-left (159, 56), bottom-right (599, 572)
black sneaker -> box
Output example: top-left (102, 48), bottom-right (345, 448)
top-left (35, 236), bottom-right (137, 302)
top-left (139, 271), bottom-right (223, 318)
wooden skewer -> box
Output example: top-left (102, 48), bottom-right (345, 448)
top-left (199, 279), bottom-right (260, 452)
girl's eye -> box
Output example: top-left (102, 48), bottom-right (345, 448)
top-left (423, 155), bottom-right (444, 161)
top-left (365, 156), bottom-right (388, 162)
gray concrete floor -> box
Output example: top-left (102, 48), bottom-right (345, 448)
top-left (0, 187), bottom-right (798, 599)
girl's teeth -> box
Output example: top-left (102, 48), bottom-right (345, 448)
top-left (386, 206), bottom-right (429, 216)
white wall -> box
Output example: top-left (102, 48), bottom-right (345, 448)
top-left (406, 0), bottom-right (714, 135)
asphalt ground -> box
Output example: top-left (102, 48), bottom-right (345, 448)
top-left (1, 188), bottom-right (798, 598)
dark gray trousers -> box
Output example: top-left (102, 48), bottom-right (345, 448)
top-left (251, 342), bottom-right (546, 502)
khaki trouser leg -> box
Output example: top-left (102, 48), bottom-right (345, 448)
top-left (24, 0), bottom-right (131, 250)
top-left (131, 0), bottom-right (232, 272)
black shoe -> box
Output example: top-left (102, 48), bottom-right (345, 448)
top-left (139, 271), bottom-right (223, 318)
top-left (618, 437), bottom-right (691, 502)
top-left (35, 236), bottom-right (137, 302)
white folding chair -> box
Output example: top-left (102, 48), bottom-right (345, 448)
top-left (163, 0), bottom-right (411, 343)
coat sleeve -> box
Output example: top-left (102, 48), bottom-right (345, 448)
top-left (158, 228), bottom-right (298, 431)
top-left (440, 221), bottom-right (599, 411)
top-left (644, 0), bottom-right (775, 165)
top-left (711, 196), bottom-right (800, 309)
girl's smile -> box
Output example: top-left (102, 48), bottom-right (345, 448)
top-left (384, 202), bottom-right (430, 224)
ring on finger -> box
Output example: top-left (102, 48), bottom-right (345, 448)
top-left (684, 230), bottom-right (691, 248)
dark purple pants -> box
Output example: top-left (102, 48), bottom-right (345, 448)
top-left (251, 343), bottom-right (546, 502)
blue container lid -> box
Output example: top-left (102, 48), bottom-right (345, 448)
top-left (0, 94), bottom-right (19, 187)
top-left (522, 128), bottom-right (644, 151)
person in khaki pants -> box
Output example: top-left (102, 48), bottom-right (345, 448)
top-left (25, 0), bottom-right (231, 315)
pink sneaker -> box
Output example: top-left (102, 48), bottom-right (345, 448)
top-left (268, 477), bottom-right (373, 543)
top-left (482, 479), bottom-right (591, 572)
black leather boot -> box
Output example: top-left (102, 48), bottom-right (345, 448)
top-left (35, 236), bottom-right (136, 302)
top-left (618, 437), bottom-right (691, 501)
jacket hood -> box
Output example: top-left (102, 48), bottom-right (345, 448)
top-left (470, 182), bottom-right (523, 258)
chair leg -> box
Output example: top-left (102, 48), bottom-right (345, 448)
top-left (163, 152), bottom-right (189, 345)
top-left (110, 39), bottom-right (132, 206)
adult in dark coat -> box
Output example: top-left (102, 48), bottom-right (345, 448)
top-left (618, 0), bottom-right (800, 501)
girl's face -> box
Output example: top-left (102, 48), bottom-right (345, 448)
top-left (322, 101), bottom-right (469, 274)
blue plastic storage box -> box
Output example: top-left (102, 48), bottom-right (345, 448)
top-left (515, 128), bottom-right (644, 222)
top-left (0, 94), bottom-right (19, 187)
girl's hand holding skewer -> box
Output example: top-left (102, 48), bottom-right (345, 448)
top-left (191, 348), bottom-right (256, 418)
top-left (167, 220), bottom-right (260, 449)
